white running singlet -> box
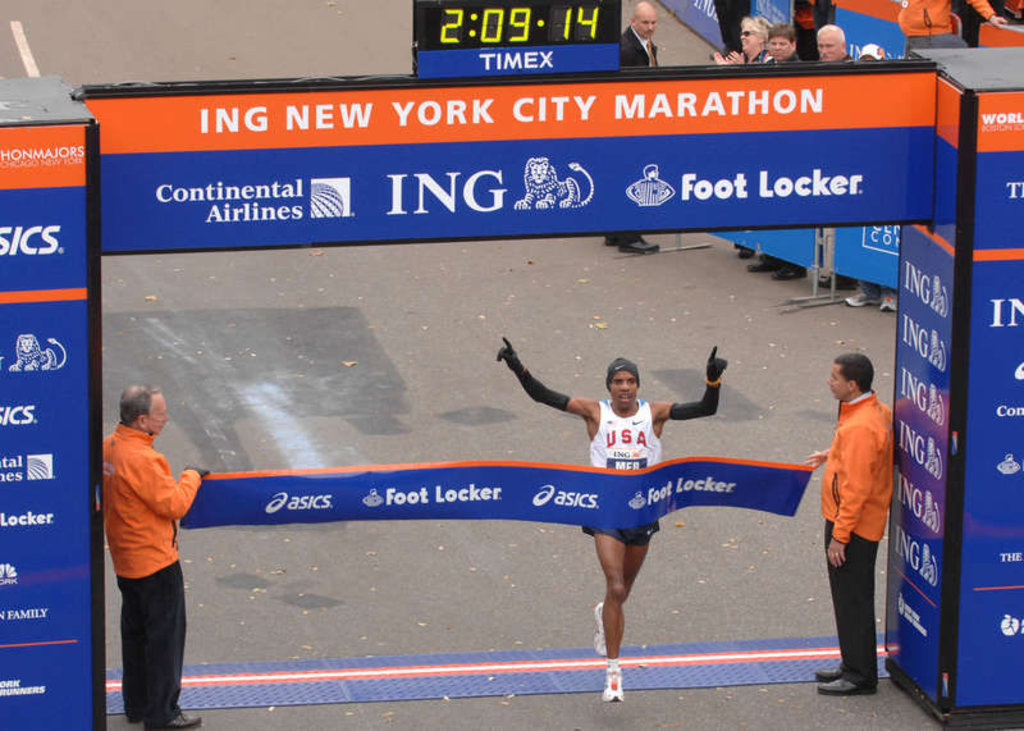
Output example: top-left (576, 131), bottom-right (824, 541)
top-left (589, 400), bottom-right (662, 470)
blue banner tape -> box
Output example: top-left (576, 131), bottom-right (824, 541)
top-left (181, 457), bottom-right (813, 529)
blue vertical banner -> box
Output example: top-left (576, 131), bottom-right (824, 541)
top-left (659, 0), bottom-right (722, 51)
top-left (886, 224), bottom-right (954, 703)
top-left (833, 225), bottom-right (899, 288)
top-left (953, 90), bottom-right (1024, 708)
top-left (834, 0), bottom-right (907, 60)
top-left (0, 117), bottom-right (96, 727)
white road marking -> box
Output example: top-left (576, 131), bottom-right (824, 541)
top-left (10, 21), bottom-right (40, 77)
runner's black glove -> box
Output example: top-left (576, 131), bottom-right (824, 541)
top-left (497, 337), bottom-right (525, 376)
top-left (706, 346), bottom-right (728, 383)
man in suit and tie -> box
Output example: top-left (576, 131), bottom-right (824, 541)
top-left (606, 1), bottom-right (661, 254)
top-left (620, 1), bottom-right (659, 67)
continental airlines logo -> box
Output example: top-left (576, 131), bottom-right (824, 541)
top-left (310, 178), bottom-right (353, 218)
top-left (155, 179), bottom-right (305, 224)
top-left (0, 454), bottom-right (54, 484)
top-left (0, 145), bottom-right (83, 169)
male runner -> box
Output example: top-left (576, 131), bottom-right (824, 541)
top-left (497, 338), bottom-right (727, 701)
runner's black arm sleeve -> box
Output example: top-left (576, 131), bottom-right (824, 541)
top-left (517, 369), bottom-right (571, 411)
top-left (668, 383), bottom-right (719, 420)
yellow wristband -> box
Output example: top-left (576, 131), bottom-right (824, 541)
top-left (706, 377), bottom-right (722, 387)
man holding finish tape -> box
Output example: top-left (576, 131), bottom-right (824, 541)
top-left (498, 339), bottom-right (727, 702)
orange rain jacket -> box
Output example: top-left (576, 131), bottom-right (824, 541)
top-left (103, 424), bottom-right (202, 579)
top-left (899, 0), bottom-right (998, 37)
top-left (820, 393), bottom-right (894, 544)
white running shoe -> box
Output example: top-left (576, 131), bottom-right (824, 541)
top-left (593, 602), bottom-right (606, 657)
top-left (602, 668), bottom-right (624, 702)
top-left (879, 294), bottom-right (897, 312)
top-left (845, 292), bottom-right (881, 308)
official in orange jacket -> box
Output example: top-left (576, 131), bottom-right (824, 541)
top-left (103, 385), bottom-right (206, 730)
top-left (805, 353), bottom-right (893, 697)
top-left (899, 0), bottom-right (1007, 52)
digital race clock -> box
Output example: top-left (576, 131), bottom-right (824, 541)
top-left (414, 0), bottom-right (621, 79)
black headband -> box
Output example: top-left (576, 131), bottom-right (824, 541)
top-left (606, 358), bottom-right (640, 389)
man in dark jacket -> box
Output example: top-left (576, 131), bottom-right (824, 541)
top-left (606, 1), bottom-right (661, 254)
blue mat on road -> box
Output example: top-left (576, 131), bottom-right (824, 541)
top-left (106, 635), bottom-right (887, 714)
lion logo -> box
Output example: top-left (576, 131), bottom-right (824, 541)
top-left (9, 333), bottom-right (67, 372)
top-left (514, 157), bottom-right (594, 211)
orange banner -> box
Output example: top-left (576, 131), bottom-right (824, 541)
top-left (977, 91), bottom-right (1024, 153)
top-left (936, 77), bottom-right (961, 150)
top-left (86, 72), bottom-right (937, 155)
top-left (0, 288), bottom-right (88, 305)
top-left (0, 125), bottom-right (87, 190)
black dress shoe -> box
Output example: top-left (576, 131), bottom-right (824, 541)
top-left (145, 712), bottom-right (202, 730)
top-left (126, 716), bottom-right (142, 724)
top-left (619, 239), bottom-right (660, 254)
top-left (747, 260), bottom-right (781, 273)
top-left (735, 245), bottom-right (755, 259)
top-left (817, 678), bottom-right (877, 696)
top-left (771, 266), bottom-right (807, 281)
top-left (814, 667), bottom-right (843, 683)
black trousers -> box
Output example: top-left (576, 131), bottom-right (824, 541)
top-left (825, 521), bottom-right (879, 686)
top-left (713, 0), bottom-right (750, 54)
top-left (117, 560), bottom-right (187, 725)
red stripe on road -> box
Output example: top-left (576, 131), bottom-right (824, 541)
top-left (106, 644), bottom-right (882, 691)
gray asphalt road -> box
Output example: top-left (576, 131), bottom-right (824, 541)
top-left (1, 3), bottom-right (936, 728)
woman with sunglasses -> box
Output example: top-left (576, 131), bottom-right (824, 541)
top-left (713, 16), bottom-right (772, 64)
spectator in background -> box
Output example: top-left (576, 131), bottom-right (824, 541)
top-left (766, 24), bottom-right (802, 62)
top-left (794, 0), bottom-right (819, 60)
top-left (812, 25), bottom-right (861, 291)
top-left (898, 0), bottom-right (1006, 52)
top-left (845, 281), bottom-right (897, 312)
top-left (814, 0), bottom-right (837, 34)
top-left (858, 42), bottom-right (886, 60)
top-left (714, 16), bottom-right (772, 64)
top-left (843, 45), bottom-right (898, 313)
top-left (743, 23), bottom-right (808, 282)
top-left (817, 24), bottom-right (852, 61)
top-left (715, 16), bottom-right (771, 261)
top-left (606, 0), bottom-right (660, 254)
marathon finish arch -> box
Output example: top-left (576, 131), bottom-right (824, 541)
top-left (1, 50), bottom-right (1023, 729)
top-left (79, 63), bottom-right (938, 252)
